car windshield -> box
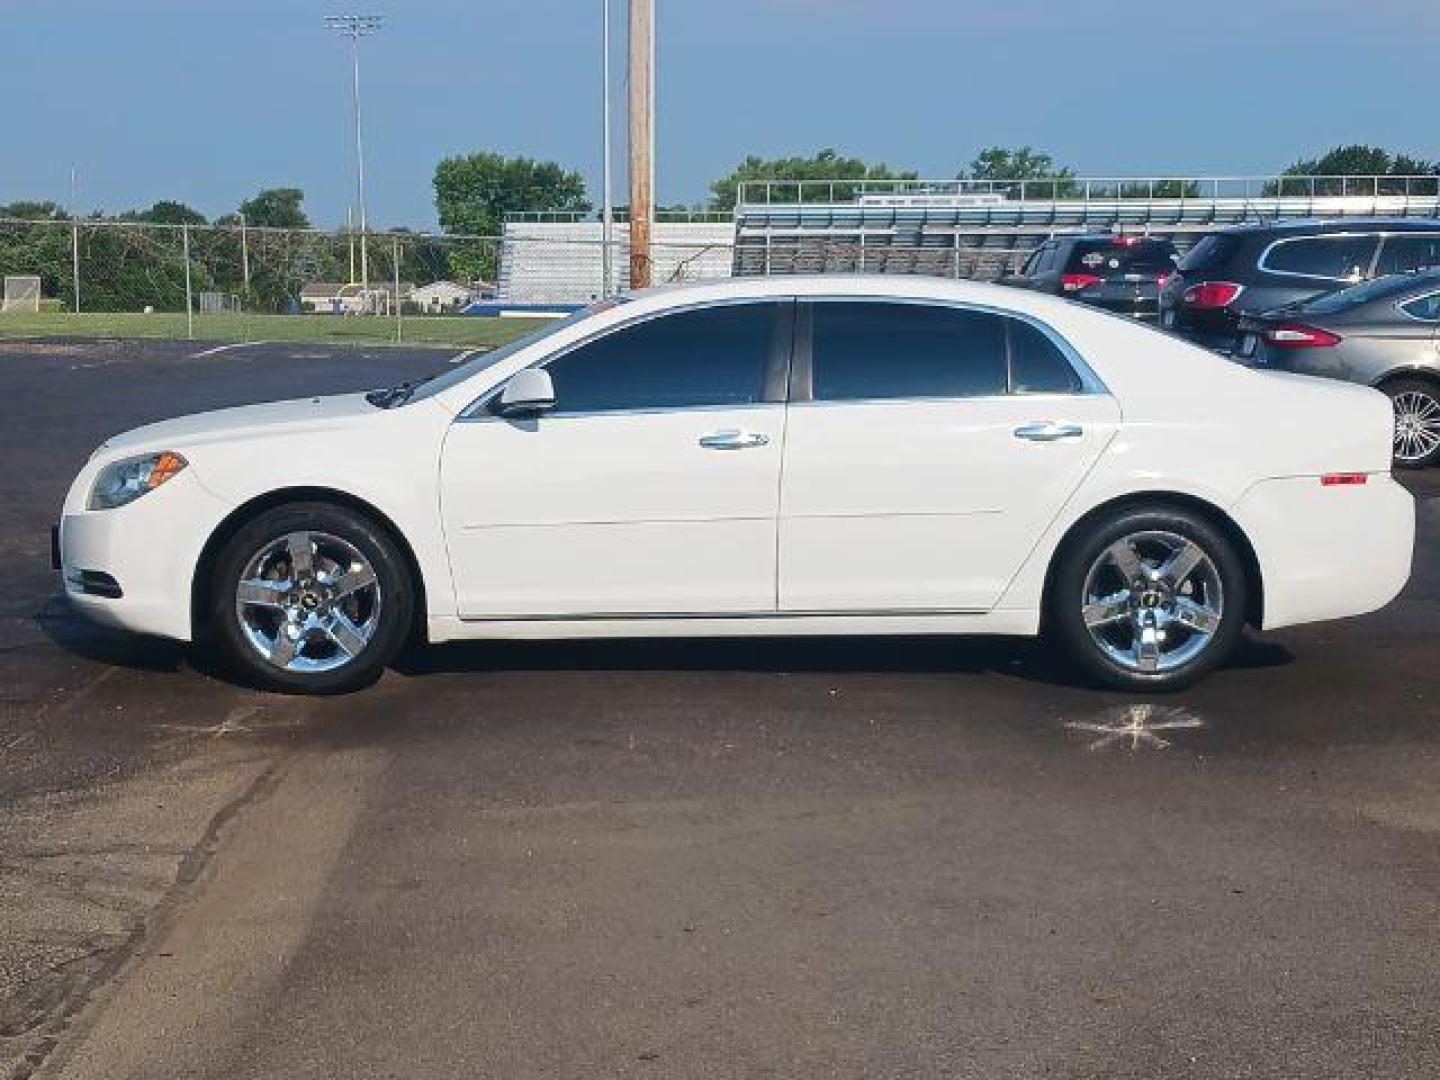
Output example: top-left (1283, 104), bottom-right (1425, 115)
top-left (1065, 240), bottom-right (1177, 276)
top-left (1297, 273), bottom-right (1440, 315)
top-left (380, 300), bottom-right (626, 407)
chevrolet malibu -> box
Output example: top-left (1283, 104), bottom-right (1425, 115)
top-left (56, 277), bottom-right (1414, 694)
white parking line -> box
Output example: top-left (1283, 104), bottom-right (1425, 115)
top-left (190, 341), bottom-right (268, 359)
top-left (449, 348), bottom-right (486, 365)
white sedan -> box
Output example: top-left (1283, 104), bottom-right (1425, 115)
top-left (56, 276), bottom-right (1414, 694)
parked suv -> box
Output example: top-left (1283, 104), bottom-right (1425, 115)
top-left (1003, 234), bottom-right (1179, 319)
top-left (1159, 219), bottom-right (1440, 352)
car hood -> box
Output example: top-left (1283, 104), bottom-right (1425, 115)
top-left (97, 392), bottom-right (381, 458)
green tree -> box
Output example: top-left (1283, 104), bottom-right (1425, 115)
top-left (967, 146), bottom-right (1076, 198)
top-left (433, 152), bottom-right (589, 280)
top-left (0, 200), bottom-right (68, 221)
top-left (238, 187), bottom-right (311, 230)
top-left (709, 149), bottom-right (918, 210)
top-left (119, 200), bottom-right (208, 226)
top-left (1117, 179), bottom-right (1202, 199)
top-left (434, 153), bottom-right (590, 237)
top-left (1267, 145), bottom-right (1440, 196)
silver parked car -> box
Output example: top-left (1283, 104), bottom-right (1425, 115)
top-left (1234, 270), bottom-right (1440, 467)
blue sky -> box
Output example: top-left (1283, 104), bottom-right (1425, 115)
top-left (4, 0), bottom-right (1436, 230)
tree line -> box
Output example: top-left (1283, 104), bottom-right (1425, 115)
top-left (3, 144), bottom-right (1436, 312)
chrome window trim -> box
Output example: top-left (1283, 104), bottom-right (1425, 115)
top-left (798, 295), bottom-right (1109, 401)
top-left (458, 296), bottom-right (794, 420)
top-left (457, 401), bottom-right (785, 425)
top-left (1395, 290), bottom-right (1440, 324)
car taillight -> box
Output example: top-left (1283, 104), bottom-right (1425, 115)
top-left (1321, 473), bottom-right (1367, 486)
top-left (1263, 324), bottom-right (1342, 349)
top-left (1181, 281), bottom-right (1244, 309)
top-left (1062, 273), bottom-right (1104, 292)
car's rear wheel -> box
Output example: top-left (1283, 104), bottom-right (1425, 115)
top-left (1385, 379), bottom-right (1440, 469)
top-left (209, 502), bottom-right (414, 694)
top-left (1049, 506), bottom-right (1248, 692)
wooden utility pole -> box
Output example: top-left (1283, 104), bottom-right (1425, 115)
top-left (627, 0), bottom-right (654, 289)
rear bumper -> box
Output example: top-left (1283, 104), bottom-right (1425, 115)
top-left (1235, 474), bottom-right (1414, 631)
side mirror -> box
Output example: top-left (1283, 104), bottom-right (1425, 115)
top-left (495, 369), bottom-right (556, 417)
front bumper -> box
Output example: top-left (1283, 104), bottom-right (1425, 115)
top-left (56, 470), bottom-right (230, 641)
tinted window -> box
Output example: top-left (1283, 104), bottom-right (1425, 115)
top-left (543, 302), bottom-right (777, 413)
top-left (1375, 234), bottom-right (1440, 276)
top-left (1178, 234), bottom-right (1239, 273)
top-left (811, 302), bottom-right (1006, 401)
top-left (1010, 320), bottom-right (1082, 394)
top-left (1262, 235), bottom-right (1378, 280)
top-left (1400, 292), bottom-right (1440, 322)
top-left (1065, 239), bottom-right (1177, 276)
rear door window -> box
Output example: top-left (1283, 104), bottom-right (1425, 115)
top-left (1375, 234), bottom-right (1440, 276)
top-left (810, 302), bottom-right (1007, 401)
top-left (1008, 320), bottom-right (1083, 394)
top-left (1260, 235), bottom-right (1379, 281)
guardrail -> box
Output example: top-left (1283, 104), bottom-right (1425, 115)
top-left (736, 175), bottom-right (1440, 206)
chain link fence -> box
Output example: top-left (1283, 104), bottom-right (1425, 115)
top-left (0, 219), bottom-right (519, 345)
top-left (0, 218), bottom-right (744, 345)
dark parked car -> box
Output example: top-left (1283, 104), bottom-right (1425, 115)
top-left (1159, 218), bottom-right (1440, 352)
top-left (1231, 270), bottom-right (1440, 467)
top-left (1004, 234), bottom-right (1178, 319)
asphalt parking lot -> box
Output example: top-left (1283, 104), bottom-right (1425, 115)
top-left (2, 338), bottom-right (1438, 1079)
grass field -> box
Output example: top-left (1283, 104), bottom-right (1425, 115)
top-left (0, 311), bottom-right (549, 348)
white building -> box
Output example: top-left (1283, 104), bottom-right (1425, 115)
top-left (408, 280), bottom-right (475, 313)
top-left (499, 220), bottom-right (735, 305)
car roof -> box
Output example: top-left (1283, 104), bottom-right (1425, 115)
top-left (1219, 217), bottom-right (1440, 237)
top-left (1052, 233), bottom-right (1175, 244)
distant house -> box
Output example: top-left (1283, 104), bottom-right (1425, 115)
top-left (408, 280), bottom-right (476, 313)
top-left (300, 281), bottom-right (414, 315)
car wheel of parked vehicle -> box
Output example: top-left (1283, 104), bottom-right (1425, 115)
top-left (208, 502), bottom-right (414, 694)
top-left (1384, 379), bottom-right (1440, 469)
top-left (1049, 506), bottom-right (1247, 692)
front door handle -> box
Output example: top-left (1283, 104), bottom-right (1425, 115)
top-left (1014, 421), bottom-right (1084, 442)
top-left (698, 429), bottom-right (769, 451)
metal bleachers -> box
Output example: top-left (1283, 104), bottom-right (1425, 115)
top-left (732, 176), bottom-right (1440, 281)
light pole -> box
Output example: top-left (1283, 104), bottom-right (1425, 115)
top-left (601, 0), bottom-right (614, 297)
top-left (325, 13), bottom-right (382, 295)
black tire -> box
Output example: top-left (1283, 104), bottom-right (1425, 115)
top-left (207, 501), bottom-right (414, 694)
top-left (1383, 378), bottom-right (1440, 470)
top-left (1048, 505), bottom-right (1248, 692)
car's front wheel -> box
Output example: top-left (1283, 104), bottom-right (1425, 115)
top-left (208, 502), bottom-right (414, 694)
top-left (1049, 506), bottom-right (1248, 692)
top-left (1385, 378), bottom-right (1440, 469)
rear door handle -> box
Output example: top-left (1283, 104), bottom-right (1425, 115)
top-left (699, 429), bottom-right (769, 451)
top-left (1013, 421), bottom-right (1084, 442)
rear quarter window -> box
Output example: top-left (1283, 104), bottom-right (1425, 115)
top-left (1260, 235), bottom-right (1379, 281)
top-left (1177, 234), bottom-right (1239, 274)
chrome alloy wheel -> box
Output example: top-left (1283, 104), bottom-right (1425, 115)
top-left (1080, 530), bottom-right (1224, 675)
top-left (1392, 389), bottom-right (1440, 465)
top-left (233, 531), bottom-right (382, 673)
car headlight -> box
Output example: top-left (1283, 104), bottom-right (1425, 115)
top-left (88, 451), bottom-right (188, 510)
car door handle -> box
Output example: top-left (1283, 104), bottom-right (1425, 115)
top-left (698, 429), bottom-right (769, 451)
top-left (1013, 421), bottom-right (1084, 442)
